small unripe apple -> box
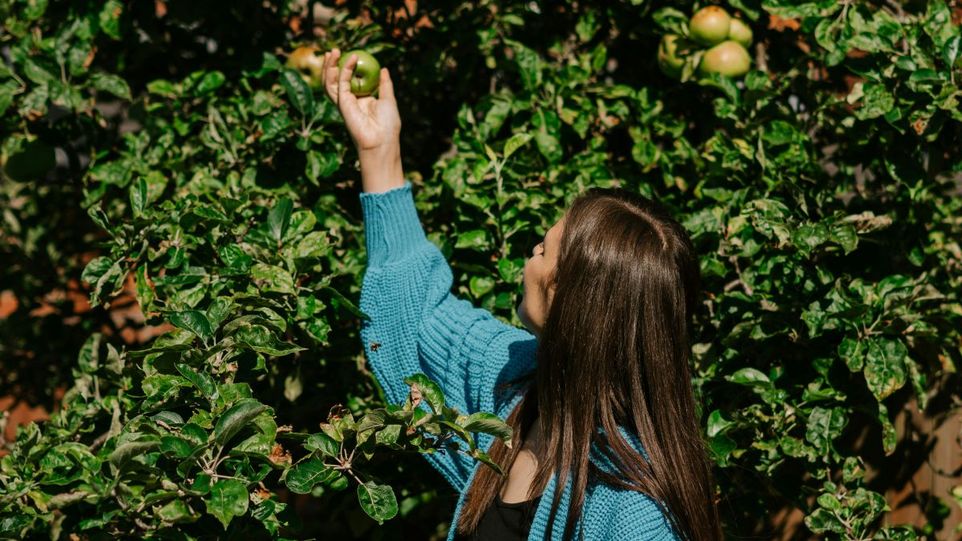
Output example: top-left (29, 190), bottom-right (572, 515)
top-left (337, 49), bottom-right (381, 97)
top-left (689, 6), bottom-right (732, 46)
top-left (286, 45), bottom-right (324, 89)
top-left (728, 18), bottom-right (753, 49)
top-left (657, 34), bottom-right (688, 80)
top-left (698, 40), bottom-right (751, 78)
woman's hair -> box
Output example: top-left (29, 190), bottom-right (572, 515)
top-left (454, 186), bottom-right (723, 541)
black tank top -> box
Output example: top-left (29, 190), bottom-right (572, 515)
top-left (452, 493), bottom-right (542, 540)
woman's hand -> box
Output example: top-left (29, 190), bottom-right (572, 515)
top-left (321, 48), bottom-right (404, 193)
top-left (321, 48), bottom-right (400, 151)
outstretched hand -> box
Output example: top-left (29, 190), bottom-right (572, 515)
top-left (321, 48), bottom-right (401, 153)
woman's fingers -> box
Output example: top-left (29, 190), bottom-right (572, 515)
top-left (323, 49), bottom-right (340, 104)
top-left (337, 52), bottom-right (358, 99)
top-left (322, 49), bottom-right (396, 149)
top-left (377, 68), bottom-right (395, 105)
top-left (336, 53), bottom-right (362, 126)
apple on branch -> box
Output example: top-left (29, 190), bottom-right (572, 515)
top-left (337, 50), bottom-right (381, 97)
top-left (287, 45), bottom-right (324, 89)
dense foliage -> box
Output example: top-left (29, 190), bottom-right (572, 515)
top-left (2, 0), bottom-right (961, 539)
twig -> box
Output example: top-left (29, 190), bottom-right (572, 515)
top-left (89, 430), bottom-right (112, 452)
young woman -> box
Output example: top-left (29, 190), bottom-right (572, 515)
top-left (320, 49), bottom-right (724, 541)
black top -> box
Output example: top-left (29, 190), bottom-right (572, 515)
top-left (452, 493), bottom-right (542, 541)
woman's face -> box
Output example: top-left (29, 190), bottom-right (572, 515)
top-left (518, 215), bottom-right (565, 338)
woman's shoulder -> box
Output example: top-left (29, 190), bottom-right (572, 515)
top-left (582, 427), bottom-right (680, 539)
top-left (585, 483), bottom-right (680, 540)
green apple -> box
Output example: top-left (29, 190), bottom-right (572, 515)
top-left (287, 45), bottom-right (324, 89)
top-left (689, 5), bottom-right (732, 46)
top-left (657, 34), bottom-right (689, 80)
top-left (728, 18), bottom-right (753, 49)
top-left (337, 49), bottom-right (381, 97)
top-left (2, 139), bottom-right (56, 181)
top-left (698, 40), bottom-right (751, 78)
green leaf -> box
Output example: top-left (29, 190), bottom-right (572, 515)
top-left (725, 367), bottom-right (771, 386)
top-left (156, 499), bottom-right (198, 524)
top-left (98, 0), bottom-right (123, 39)
top-left (706, 409), bottom-right (734, 438)
top-left (505, 38), bottom-right (543, 91)
top-left (109, 438), bottom-right (160, 469)
top-left (708, 434), bottom-right (738, 465)
top-left (168, 310), bottom-right (213, 341)
top-left (251, 263), bottom-right (296, 295)
top-left (455, 229), bottom-right (490, 250)
top-left (305, 151), bottom-right (340, 184)
top-left (279, 68), bottom-right (315, 117)
top-left (90, 72), bottom-right (132, 100)
top-left (502, 132), bottom-right (532, 160)
top-left (403, 373), bottom-right (445, 414)
top-left (532, 109), bottom-right (563, 163)
top-left (651, 7), bottom-right (688, 34)
top-left (147, 79), bottom-right (178, 97)
top-left (295, 231), bottom-right (330, 259)
top-left (219, 245), bottom-right (253, 270)
top-left (268, 198), bottom-right (293, 244)
top-left (838, 337), bottom-right (864, 372)
top-left (804, 508), bottom-right (846, 534)
top-left (863, 338), bottom-right (908, 401)
top-left (81, 257), bottom-right (113, 285)
top-left (320, 285), bottom-right (369, 320)
top-left (829, 223), bottom-right (858, 254)
top-left (470, 448), bottom-right (504, 475)
top-left (193, 71), bottom-right (226, 95)
top-left (356, 481), bottom-right (398, 524)
top-left (77, 333), bottom-right (102, 374)
top-left (233, 323), bottom-right (305, 356)
top-left (877, 401), bottom-right (897, 456)
top-left (22, 0), bottom-right (47, 20)
top-left (853, 82), bottom-right (895, 120)
top-left (304, 433), bottom-right (340, 458)
top-left (129, 176), bottom-right (148, 216)
top-left (461, 412), bottom-right (513, 449)
top-left (152, 410), bottom-right (185, 427)
top-left (469, 275), bottom-right (495, 298)
top-left (176, 363), bottom-right (216, 397)
top-left (285, 458), bottom-right (338, 494)
top-left (206, 297), bottom-right (234, 331)
top-left (805, 406), bottom-right (847, 456)
top-left (134, 264), bottom-right (155, 308)
top-left (206, 479), bottom-right (249, 529)
top-left (159, 436), bottom-right (194, 459)
top-left (792, 223), bottom-right (829, 256)
top-left (82, 257), bottom-right (125, 304)
top-left (213, 398), bottom-right (270, 447)
top-left (375, 424), bottom-right (402, 446)
top-left (575, 9), bottom-right (599, 42)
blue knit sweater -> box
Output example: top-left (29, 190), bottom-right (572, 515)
top-left (358, 181), bottom-right (680, 540)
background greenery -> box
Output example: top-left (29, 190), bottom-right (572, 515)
top-left (1, 0), bottom-right (961, 539)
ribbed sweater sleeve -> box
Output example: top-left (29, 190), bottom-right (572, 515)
top-left (357, 182), bottom-right (538, 490)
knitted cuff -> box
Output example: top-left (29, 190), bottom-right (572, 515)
top-left (359, 181), bottom-right (429, 268)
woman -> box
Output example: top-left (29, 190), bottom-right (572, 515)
top-left (320, 49), bottom-right (723, 541)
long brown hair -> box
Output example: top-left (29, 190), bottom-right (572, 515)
top-left (454, 187), bottom-right (723, 540)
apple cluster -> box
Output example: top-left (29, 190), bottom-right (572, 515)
top-left (657, 5), bottom-right (753, 80)
top-left (285, 45), bottom-right (381, 97)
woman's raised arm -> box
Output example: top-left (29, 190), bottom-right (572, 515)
top-left (324, 50), bottom-right (537, 490)
top-left (357, 183), bottom-right (537, 491)
top-left (357, 182), bottom-right (537, 416)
